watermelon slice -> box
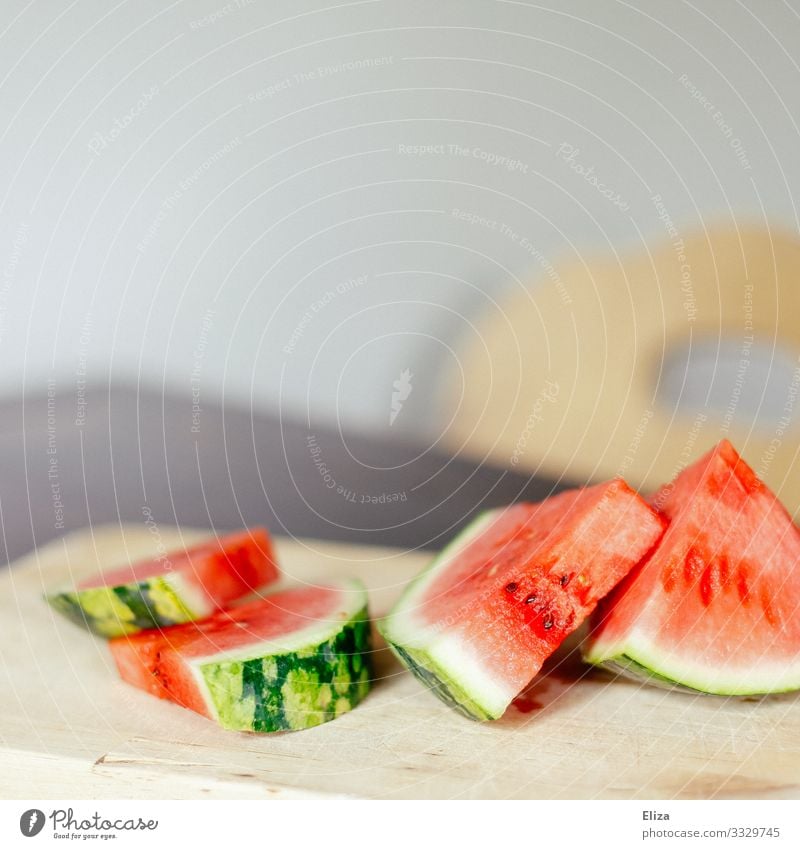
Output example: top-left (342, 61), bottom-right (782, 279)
top-left (47, 528), bottom-right (278, 638)
top-left (583, 440), bottom-right (800, 695)
top-left (378, 479), bottom-right (665, 720)
top-left (110, 579), bottom-right (372, 733)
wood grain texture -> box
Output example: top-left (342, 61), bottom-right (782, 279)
top-left (1, 525), bottom-right (799, 800)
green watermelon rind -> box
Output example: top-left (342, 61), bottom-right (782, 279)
top-left (591, 655), bottom-right (704, 693)
top-left (384, 640), bottom-right (498, 721)
top-left (198, 605), bottom-right (373, 732)
top-left (583, 640), bottom-right (800, 696)
top-left (46, 575), bottom-right (202, 638)
top-left (378, 511), bottom-right (512, 721)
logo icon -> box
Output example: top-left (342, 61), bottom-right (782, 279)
top-left (19, 809), bottom-right (45, 837)
top-left (390, 368), bottom-right (413, 426)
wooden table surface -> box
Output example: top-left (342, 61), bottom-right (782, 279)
top-left (2, 525), bottom-right (799, 800)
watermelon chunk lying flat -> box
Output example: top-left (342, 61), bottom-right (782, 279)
top-left (379, 479), bottom-right (665, 720)
top-left (110, 580), bottom-right (372, 732)
top-left (583, 440), bottom-right (800, 695)
top-left (47, 528), bottom-right (278, 638)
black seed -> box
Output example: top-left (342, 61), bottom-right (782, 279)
top-left (524, 594), bottom-right (537, 605)
top-left (505, 582), bottom-right (518, 594)
top-left (560, 574), bottom-right (570, 586)
top-left (543, 617), bottom-right (554, 630)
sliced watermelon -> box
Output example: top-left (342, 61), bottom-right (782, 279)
top-left (110, 580), bottom-right (372, 732)
top-left (47, 528), bottom-right (278, 638)
top-left (378, 480), bottom-right (665, 720)
top-left (583, 440), bottom-right (800, 695)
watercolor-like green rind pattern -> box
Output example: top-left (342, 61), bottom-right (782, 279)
top-left (200, 607), bottom-right (373, 732)
top-left (46, 578), bottom-right (198, 638)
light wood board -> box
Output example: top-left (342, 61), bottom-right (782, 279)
top-left (1, 524), bottom-right (799, 800)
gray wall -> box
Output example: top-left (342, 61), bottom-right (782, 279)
top-left (1, 0), bottom-right (798, 438)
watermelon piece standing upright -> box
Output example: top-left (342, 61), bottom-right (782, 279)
top-left (583, 440), bottom-right (800, 695)
top-left (47, 528), bottom-right (279, 637)
top-left (379, 479), bottom-right (665, 720)
top-left (110, 580), bottom-right (372, 733)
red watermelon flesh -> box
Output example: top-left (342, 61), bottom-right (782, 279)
top-left (78, 528), bottom-right (278, 610)
top-left (47, 528), bottom-right (280, 638)
top-left (584, 440), bottom-right (800, 694)
top-left (379, 479), bottom-right (665, 720)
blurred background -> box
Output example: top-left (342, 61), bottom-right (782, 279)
top-left (1, 0), bottom-right (799, 562)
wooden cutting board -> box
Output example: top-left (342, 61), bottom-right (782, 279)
top-left (1, 525), bottom-right (799, 800)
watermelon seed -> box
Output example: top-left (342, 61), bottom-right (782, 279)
top-left (543, 616), bottom-right (554, 630)
top-left (505, 582), bottom-right (518, 594)
top-left (559, 574), bottom-right (570, 586)
top-left (524, 593), bottom-right (537, 604)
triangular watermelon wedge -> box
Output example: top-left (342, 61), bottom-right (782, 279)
top-left (379, 479), bottom-right (665, 720)
top-left (583, 439), bottom-right (800, 694)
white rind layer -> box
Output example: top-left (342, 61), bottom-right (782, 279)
top-left (162, 570), bottom-right (214, 618)
top-left (425, 632), bottom-right (516, 717)
top-left (186, 578), bottom-right (368, 723)
top-left (381, 511), bottom-right (498, 648)
top-left (380, 510), bottom-right (514, 715)
top-left (187, 579), bottom-right (367, 665)
top-left (586, 628), bottom-right (800, 695)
